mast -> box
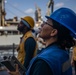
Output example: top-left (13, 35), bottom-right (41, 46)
top-left (35, 4), bottom-right (42, 27)
top-left (0, 0), bottom-right (6, 26)
top-left (0, 0), bottom-right (2, 26)
top-left (46, 0), bottom-right (54, 16)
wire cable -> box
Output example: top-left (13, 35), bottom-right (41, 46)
top-left (5, 8), bottom-right (21, 18)
top-left (6, 2), bottom-right (27, 15)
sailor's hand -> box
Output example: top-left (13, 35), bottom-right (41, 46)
top-left (8, 64), bottom-right (21, 75)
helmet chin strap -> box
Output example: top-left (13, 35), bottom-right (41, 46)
top-left (21, 20), bottom-right (31, 29)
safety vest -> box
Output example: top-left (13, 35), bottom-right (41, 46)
top-left (17, 31), bottom-right (37, 65)
top-left (26, 44), bottom-right (72, 75)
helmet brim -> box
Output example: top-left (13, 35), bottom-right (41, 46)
top-left (45, 16), bottom-right (51, 19)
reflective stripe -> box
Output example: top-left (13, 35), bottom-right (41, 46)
top-left (62, 59), bottom-right (71, 72)
top-left (21, 19), bottom-right (30, 28)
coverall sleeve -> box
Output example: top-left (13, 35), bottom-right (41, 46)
top-left (23, 37), bottom-right (36, 70)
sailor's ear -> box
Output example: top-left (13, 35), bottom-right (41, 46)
top-left (50, 29), bottom-right (58, 36)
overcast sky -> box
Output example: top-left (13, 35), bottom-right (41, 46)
top-left (5, 0), bottom-right (76, 20)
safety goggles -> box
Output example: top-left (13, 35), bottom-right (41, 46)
top-left (42, 21), bottom-right (54, 28)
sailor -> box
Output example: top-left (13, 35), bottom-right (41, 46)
top-left (26, 7), bottom-right (76, 75)
top-left (16, 16), bottom-right (38, 70)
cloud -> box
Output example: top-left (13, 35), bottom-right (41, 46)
top-left (55, 2), bottom-right (64, 8)
top-left (5, 0), bottom-right (7, 3)
top-left (24, 8), bottom-right (34, 14)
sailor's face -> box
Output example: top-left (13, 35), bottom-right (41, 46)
top-left (39, 19), bottom-right (54, 39)
top-left (17, 21), bottom-right (25, 32)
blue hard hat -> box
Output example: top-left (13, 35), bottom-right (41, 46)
top-left (45, 7), bottom-right (76, 38)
